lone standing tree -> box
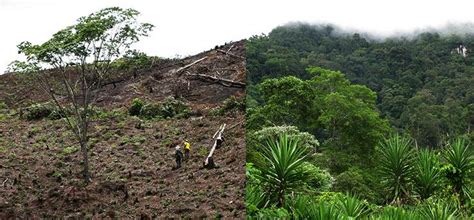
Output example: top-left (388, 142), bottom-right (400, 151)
top-left (9, 7), bottom-right (154, 183)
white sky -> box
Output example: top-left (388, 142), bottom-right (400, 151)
top-left (1, 0), bottom-right (474, 73)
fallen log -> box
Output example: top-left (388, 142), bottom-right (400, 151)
top-left (216, 49), bottom-right (245, 60)
top-left (204, 124), bottom-right (226, 168)
top-left (101, 77), bottom-right (128, 88)
top-left (226, 44), bottom-right (235, 53)
top-left (227, 120), bottom-right (245, 131)
top-left (186, 73), bottom-right (245, 88)
top-left (175, 56), bottom-right (208, 76)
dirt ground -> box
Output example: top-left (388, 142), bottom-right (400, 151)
top-left (0, 41), bottom-right (246, 218)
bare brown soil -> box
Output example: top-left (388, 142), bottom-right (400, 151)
top-left (0, 41), bottom-right (246, 218)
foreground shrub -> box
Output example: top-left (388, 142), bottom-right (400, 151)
top-left (139, 103), bottom-right (161, 119)
top-left (419, 199), bottom-right (459, 220)
top-left (336, 194), bottom-right (370, 219)
top-left (160, 96), bottom-right (190, 119)
top-left (210, 95), bottom-right (245, 116)
top-left (128, 98), bottom-right (144, 116)
top-left (285, 195), bottom-right (340, 219)
top-left (0, 102), bottom-right (7, 121)
top-left (246, 183), bottom-right (268, 216)
top-left (127, 96), bottom-right (190, 119)
top-left (415, 149), bottom-right (441, 200)
top-left (371, 206), bottom-right (420, 220)
top-left (112, 50), bottom-right (157, 74)
top-left (333, 167), bottom-right (384, 204)
top-left (23, 103), bottom-right (113, 121)
top-left (24, 103), bottom-right (54, 120)
top-left (256, 134), bottom-right (309, 207)
top-left (0, 102), bottom-right (7, 112)
top-left (247, 125), bottom-right (319, 171)
top-left (442, 138), bottom-right (474, 205)
top-left (251, 207), bottom-right (290, 219)
top-left (300, 162), bottom-right (333, 193)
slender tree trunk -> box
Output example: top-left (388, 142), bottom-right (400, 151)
top-left (80, 139), bottom-right (90, 183)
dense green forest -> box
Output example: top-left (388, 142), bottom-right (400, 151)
top-left (246, 24), bottom-right (474, 218)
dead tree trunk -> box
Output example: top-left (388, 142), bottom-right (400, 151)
top-left (204, 124), bottom-right (226, 168)
top-left (175, 56), bottom-right (208, 76)
top-left (186, 73), bottom-right (245, 88)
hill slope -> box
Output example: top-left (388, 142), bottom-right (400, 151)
top-left (0, 41), bottom-right (246, 218)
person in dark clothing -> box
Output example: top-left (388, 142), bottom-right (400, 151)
top-left (175, 145), bottom-right (183, 169)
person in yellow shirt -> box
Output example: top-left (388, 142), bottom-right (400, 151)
top-left (183, 140), bottom-right (191, 160)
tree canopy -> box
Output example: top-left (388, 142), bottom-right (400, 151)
top-left (247, 67), bottom-right (389, 154)
top-left (247, 24), bottom-right (474, 148)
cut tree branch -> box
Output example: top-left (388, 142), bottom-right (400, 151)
top-left (186, 73), bottom-right (245, 88)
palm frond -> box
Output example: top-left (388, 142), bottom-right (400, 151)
top-left (336, 193), bottom-right (369, 219)
top-left (378, 135), bottom-right (415, 204)
top-left (256, 133), bottom-right (309, 207)
top-left (443, 138), bottom-right (474, 203)
top-left (415, 148), bottom-right (441, 200)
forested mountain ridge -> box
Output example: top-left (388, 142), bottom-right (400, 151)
top-left (247, 24), bottom-right (474, 148)
top-left (245, 24), bottom-right (474, 219)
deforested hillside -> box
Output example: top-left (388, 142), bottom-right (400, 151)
top-left (0, 40), bottom-right (246, 218)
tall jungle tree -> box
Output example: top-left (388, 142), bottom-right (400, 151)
top-left (248, 67), bottom-right (389, 154)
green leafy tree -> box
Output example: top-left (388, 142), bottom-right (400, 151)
top-left (400, 89), bottom-right (446, 148)
top-left (10, 7), bottom-right (153, 183)
top-left (249, 76), bottom-right (316, 131)
top-left (248, 67), bottom-right (389, 156)
top-left (307, 67), bottom-right (389, 153)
